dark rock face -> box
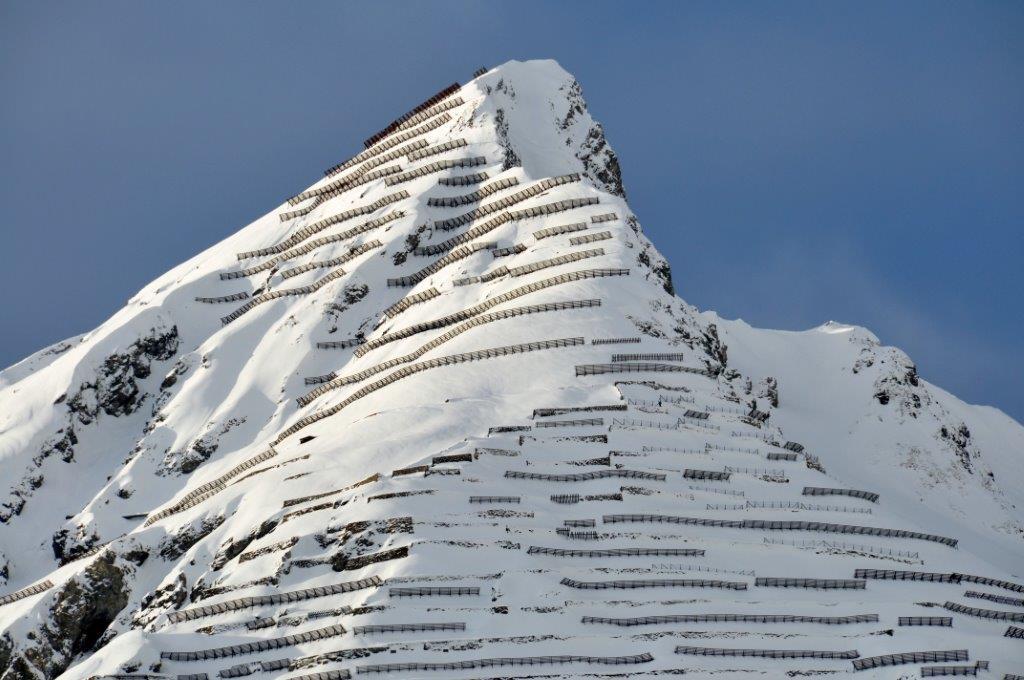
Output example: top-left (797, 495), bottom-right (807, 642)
top-left (494, 108), bottom-right (521, 171)
top-left (68, 326), bottom-right (180, 424)
top-left (1, 554), bottom-right (130, 680)
top-left (1, 326), bottom-right (179, 525)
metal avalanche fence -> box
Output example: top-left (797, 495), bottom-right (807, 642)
top-left (852, 649), bottom-right (968, 671)
top-left (0, 580), bottom-right (53, 609)
top-left (275, 337), bottom-right (586, 445)
top-left (278, 239), bottom-right (383, 280)
top-left (585, 614), bottom-right (877, 627)
top-left (356, 268), bottom-right (627, 358)
top-left (428, 176), bottom-right (519, 207)
top-left (355, 653), bottom-right (654, 674)
top-left (385, 155), bottom-right (486, 186)
top-left (165, 577), bottom-right (381, 623)
top-left (602, 514), bottom-right (958, 547)
top-left (676, 646), bottom-right (859, 660)
top-left (159, 624), bottom-right (347, 661)
top-left (439, 171), bottom-right (489, 186)
top-left (559, 577), bottom-right (748, 590)
top-left (292, 138), bottom-right (429, 204)
top-left (237, 191), bottom-right (409, 260)
top-left (222, 212), bottom-right (403, 280)
top-left (220, 242), bottom-right (382, 325)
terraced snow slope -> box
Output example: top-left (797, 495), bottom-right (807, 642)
top-left (0, 59), bottom-right (1022, 680)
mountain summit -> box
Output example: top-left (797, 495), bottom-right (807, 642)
top-left (1, 59), bottom-right (1021, 679)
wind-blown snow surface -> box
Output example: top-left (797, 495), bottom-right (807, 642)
top-left (0, 59), bottom-right (1021, 680)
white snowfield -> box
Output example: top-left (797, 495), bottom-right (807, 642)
top-left (0, 59), bottom-right (1021, 680)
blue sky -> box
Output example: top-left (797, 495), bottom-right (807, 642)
top-left (1, 1), bottom-right (1021, 421)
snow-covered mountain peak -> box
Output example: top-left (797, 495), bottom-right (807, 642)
top-left (1, 59), bottom-right (1021, 680)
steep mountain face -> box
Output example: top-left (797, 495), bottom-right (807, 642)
top-left (0, 59), bottom-right (1021, 680)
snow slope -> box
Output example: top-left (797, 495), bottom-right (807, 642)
top-left (0, 59), bottom-right (1021, 680)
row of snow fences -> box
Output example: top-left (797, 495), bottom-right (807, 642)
top-left (852, 650), bottom-right (968, 671)
top-left (507, 248), bottom-right (605, 277)
top-left (755, 577), bottom-right (866, 589)
top-left (592, 212), bottom-right (618, 223)
top-left (245, 617), bottom-right (275, 630)
top-left (303, 298), bottom-right (602, 399)
top-left (196, 292), bottom-right (249, 304)
top-left (528, 546), bottom-right (704, 558)
top-left (387, 241), bottom-right (496, 287)
top-left (1006, 625), bottom-right (1024, 638)
top-left (294, 140), bottom-right (430, 204)
top-left (160, 624), bottom-right (347, 661)
top-left (303, 301), bottom-right (602, 395)
top-left (783, 440), bottom-right (806, 452)
top-left (469, 495), bottom-right (520, 503)
top-left (505, 469), bottom-right (666, 482)
top-left (577, 362), bottom-right (711, 377)
top-left (278, 473), bottom-right (379, 509)
top-left (0, 579), bottom-right (53, 608)
top-left (560, 577), bottom-right (748, 590)
top-left (676, 646), bottom-right (858, 660)
top-left (767, 451), bottom-right (799, 461)
top-left (355, 268), bottom-right (627, 357)
top-left (613, 352), bottom-right (686, 362)
top-left (223, 212), bottom-right (404, 280)
top-left (362, 86), bottom-right (461, 149)
top-left (286, 164), bottom-right (404, 216)
top-left (439, 171), bottom-right (489, 186)
top-left (900, 617), bottom-right (953, 626)
top-left (718, 500), bottom-right (871, 514)
top-left (355, 654), bottom-right (654, 674)
top-left (921, 663), bottom-right (988, 677)
top-left (684, 469), bottom-right (731, 481)
top-left (279, 195), bottom-right (322, 220)
top-left (593, 337), bottom-right (641, 345)
top-left (432, 452), bottom-right (473, 465)
top-left (325, 111), bottom-right (455, 178)
top-left (966, 591), bottom-right (1024, 607)
top-left (237, 191), bottom-right (409, 260)
top-left (803, 486), bottom-right (879, 503)
top-left (385, 155), bottom-right (485, 187)
top-left (353, 622), bottom-right (466, 635)
top-left (563, 519), bottom-right (596, 527)
top-left (534, 221), bottom-right (588, 240)
top-left (551, 494), bottom-right (581, 504)
top-left (944, 601), bottom-right (1024, 622)
top-left (388, 586), bottom-right (479, 597)
top-left (383, 287), bottom-right (440, 318)
top-left (855, 569), bottom-right (1024, 592)
top-left (391, 465), bottom-right (428, 477)
top-left (586, 614), bottom-right (879, 627)
top-left (602, 515), bottom-right (958, 546)
top-left (315, 337), bottom-right (364, 351)
top-left (492, 243), bottom-right (526, 257)
top-left (315, 165), bottom-right (405, 203)
top-left (278, 338), bottom-right (585, 442)
top-left (534, 404), bottom-right (627, 417)
top-left (724, 466), bottom-right (785, 477)
top-left (558, 529), bottom-right (599, 540)
top-left (488, 425), bottom-right (531, 434)
top-left (569, 230), bottom-right (612, 246)
top-left (221, 245), bottom-right (379, 325)
top-left (428, 176), bottom-right (519, 207)
top-left (430, 173), bottom-right (583, 232)
top-left (165, 577), bottom-right (381, 623)
top-left (145, 447), bottom-right (279, 525)
top-left (278, 239), bottom-right (383, 280)
top-left (405, 138), bottom-right (469, 162)
top-left (534, 418), bottom-right (603, 428)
